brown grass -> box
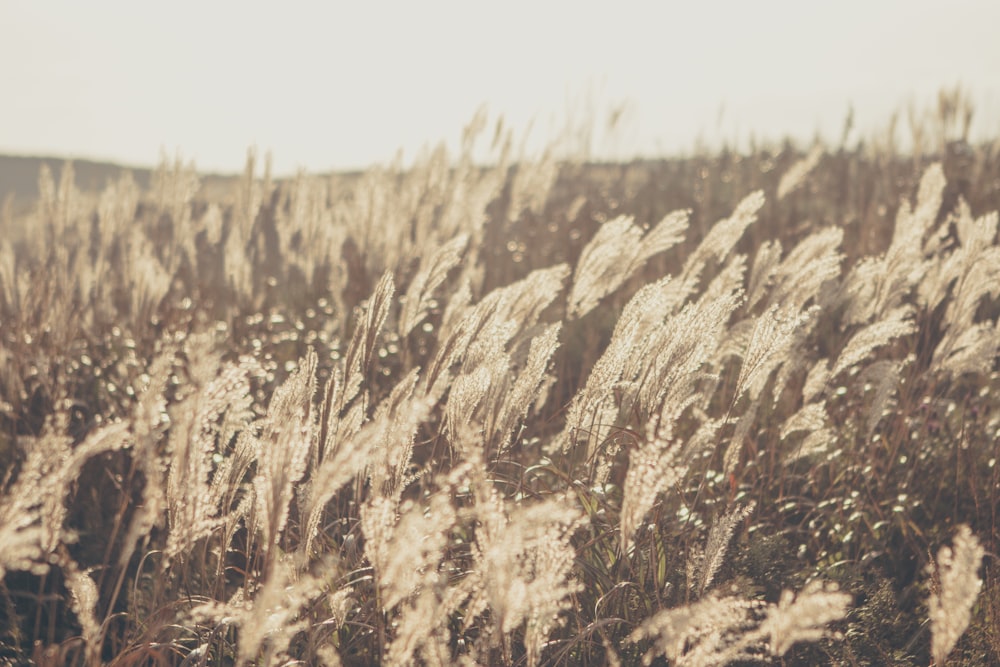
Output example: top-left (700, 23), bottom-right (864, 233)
top-left (0, 93), bottom-right (998, 665)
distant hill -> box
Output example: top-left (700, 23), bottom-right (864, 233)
top-left (0, 154), bottom-right (244, 209)
top-left (0, 154), bottom-right (154, 205)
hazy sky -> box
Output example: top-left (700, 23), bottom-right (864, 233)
top-left (2, 1), bottom-right (998, 174)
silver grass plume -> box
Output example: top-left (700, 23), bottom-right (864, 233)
top-left (462, 319), bottom-right (517, 374)
top-left (631, 579), bottom-right (849, 665)
top-left (435, 264), bottom-right (567, 364)
top-left (928, 524), bottom-right (984, 666)
top-left (385, 587), bottom-right (456, 667)
top-left (620, 422), bottom-right (687, 551)
top-left (690, 502), bottom-right (756, 597)
top-left (926, 203), bottom-right (1000, 373)
top-left (126, 229), bottom-right (171, 327)
top-left (342, 270), bottom-right (395, 405)
top-left (780, 403), bottom-right (835, 464)
top-left (429, 264), bottom-right (567, 402)
top-left (755, 580), bottom-right (851, 656)
top-left (151, 155), bottom-right (200, 277)
top-left (831, 305), bottom-right (916, 378)
top-left (252, 349), bottom-right (317, 554)
top-left (399, 233), bottom-right (469, 338)
top-left (555, 276), bottom-right (672, 460)
top-left (567, 209), bottom-right (688, 318)
top-left (896, 162), bottom-right (946, 249)
top-left (188, 553), bottom-right (332, 666)
top-left (275, 172), bottom-right (347, 290)
top-left (700, 253), bottom-right (747, 304)
top-left (0, 418), bottom-right (129, 578)
top-left (785, 429), bottom-right (836, 466)
top-left (920, 200), bottom-right (997, 318)
top-left (842, 163), bottom-right (944, 325)
top-left (777, 144), bottom-right (824, 200)
top-left (629, 284), bottom-right (743, 431)
top-left (780, 402), bottom-right (829, 441)
top-left (769, 329), bottom-right (819, 409)
top-left (366, 368), bottom-right (433, 498)
top-left (860, 358), bottom-right (906, 437)
top-left (301, 381), bottom-right (432, 556)
top-left (444, 321), bottom-right (512, 453)
top-left (379, 470), bottom-right (473, 666)
top-left (445, 363), bottom-right (493, 445)
top-left (746, 239), bottom-right (782, 312)
top-left (735, 304), bottom-right (817, 404)
top-left (768, 227), bottom-right (843, 313)
top-left (0, 239), bottom-right (21, 317)
top-left (629, 592), bottom-right (763, 666)
top-left (224, 220), bottom-right (255, 306)
top-left (62, 554), bottom-right (102, 664)
top-left (438, 279), bottom-right (473, 346)
top-left (361, 492), bottom-right (456, 612)
top-left (443, 318), bottom-right (558, 459)
top-left (722, 400), bottom-right (758, 477)
top-left (508, 146), bottom-right (559, 222)
top-left (678, 190), bottom-right (765, 294)
top-left (802, 358), bottom-right (831, 403)
top-left (490, 263), bottom-right (570, 329)
top-left (487, 322), bottom-right (561, 455)
top-left (117, 347), bottom-right (177, 568)
top-left (474, 497), bottom-right (584, 667)
top-left (933, 319), bottom-right (1000, 378)
top-left (425, 279), bottom-right (494, 397)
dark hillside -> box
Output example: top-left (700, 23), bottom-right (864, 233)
top-left (0, 154), bottom-right (154, 205)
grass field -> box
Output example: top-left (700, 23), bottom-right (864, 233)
top-left (1, 96), bottom-right (998, 665)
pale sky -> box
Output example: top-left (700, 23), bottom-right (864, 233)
top-left (2, 1), bottom-right (998, 175)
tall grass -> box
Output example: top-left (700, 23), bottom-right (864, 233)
top-left (0, 97), bottom-right (997, 665)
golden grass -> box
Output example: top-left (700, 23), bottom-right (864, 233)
top-left (0, 98), bottom-right (998, 665)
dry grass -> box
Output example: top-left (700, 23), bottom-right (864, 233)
top-left (0, 94), bottom-right (998, 665)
